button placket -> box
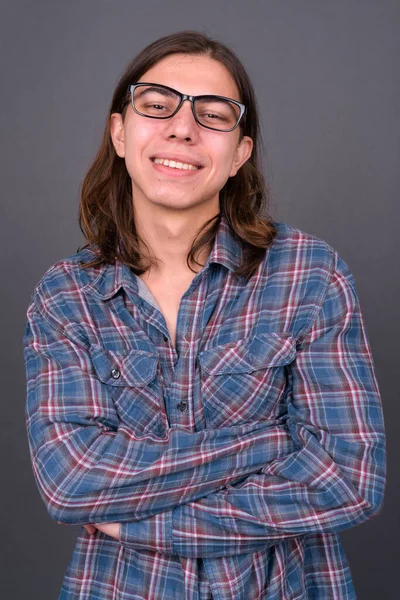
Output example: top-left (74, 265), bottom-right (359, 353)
top-left (166, 269), bottom-right (210, 429)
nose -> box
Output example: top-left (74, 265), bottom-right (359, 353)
top-left (163, 99), bottom-right (199, 141)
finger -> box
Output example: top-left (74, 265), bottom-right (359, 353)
top-left (83, 524), bottom-right (97, 535)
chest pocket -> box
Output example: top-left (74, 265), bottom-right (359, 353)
top-left (89, 343), bottom-right (167, 438)
top-left (198, 332), bottom-right (296, 429)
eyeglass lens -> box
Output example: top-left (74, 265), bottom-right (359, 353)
top-left (132, 85), bottom-right (241, 131)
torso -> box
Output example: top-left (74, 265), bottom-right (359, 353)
top-left (138, 271), bottom-right (199, 349)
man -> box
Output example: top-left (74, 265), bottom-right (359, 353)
top-left (24, 31), bottom-right (386, 599)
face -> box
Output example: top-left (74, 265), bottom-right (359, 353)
top-left (110, 53), bottom-right (253, 214)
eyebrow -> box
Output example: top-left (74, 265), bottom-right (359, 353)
top-left (137, 84), bottom-right (238, 103)
top-left (136, 85), bottom-right (239, 116)
top-left (136, 86), bottom-right (178, 100)
top-left (196, 95), bottom-right (239, 117)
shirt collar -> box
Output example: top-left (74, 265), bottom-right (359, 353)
top-left (84, 212), bottom-right (243, 301)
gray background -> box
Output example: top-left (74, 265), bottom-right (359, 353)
top-left (1, 1), bottom-right (398, 598)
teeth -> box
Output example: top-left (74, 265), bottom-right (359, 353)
top-left (153, 157), bottom-right (199, 170)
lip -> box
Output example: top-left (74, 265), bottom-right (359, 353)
top-left (150, 154), bottom-right (204, 168)
top-left (150, 159), bottom-right (203, 177)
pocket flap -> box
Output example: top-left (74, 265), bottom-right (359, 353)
top-left (90, 344), bottom-right (158, 387)
top-left (199, 332), bottom-right (296, 375)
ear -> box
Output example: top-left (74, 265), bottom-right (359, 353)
top-left (229, 135), bottom-right (253, 177)
top-left (110, 113), bottom-right (126, 158)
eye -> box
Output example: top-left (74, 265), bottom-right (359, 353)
top-left (200, 112), bottom-right (227, 121)
top-left (148, 103), bottom-right (167, 111)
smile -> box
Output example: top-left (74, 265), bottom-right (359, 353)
top-left (151, 157), bottom-right (200, 170)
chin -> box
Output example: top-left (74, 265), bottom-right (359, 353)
top-left (149, 193), bottom-right (199, 209)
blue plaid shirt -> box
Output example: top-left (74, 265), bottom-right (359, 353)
top-left (23, 214), bottom-right (386, 599)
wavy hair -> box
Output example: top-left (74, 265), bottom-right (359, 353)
top-left (78, 30), bottom-right (277, 279)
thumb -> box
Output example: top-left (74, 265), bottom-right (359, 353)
top-left (83, 524), bottom-right (97, 535)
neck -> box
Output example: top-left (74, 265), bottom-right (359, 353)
top-left (133, 202), bottom-right (219, 278)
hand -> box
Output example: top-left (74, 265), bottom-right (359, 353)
top-left (57, 521), bottom-right (97, 535)
top-left (92, 522), bottom-right (121, 540)
top-left (57, 521), bottom-right (121, 539)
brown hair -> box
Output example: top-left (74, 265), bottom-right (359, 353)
top-left (78, 30), bottom-right (277, 279)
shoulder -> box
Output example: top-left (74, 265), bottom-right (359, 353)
top-left (272, 220), bottom-right (335, 263)
top-left (270, 220), bottom-right (353, 280)
top-left (27, 246), bottom-right (105, 325)
top-left (265, 221), bottom-right (358, 338)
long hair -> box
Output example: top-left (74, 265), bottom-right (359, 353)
top-left (78, 30), bottom-right (277, 280)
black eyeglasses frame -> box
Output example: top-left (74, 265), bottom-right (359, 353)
top-left (126, 82), bottom-right (247, 133)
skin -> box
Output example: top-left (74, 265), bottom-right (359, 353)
top-left (110, 53), bottom-right (253, 279)
top-left (59, 53), bottom-right (253, 541)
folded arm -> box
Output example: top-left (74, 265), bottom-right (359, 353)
top-left (120, 252), bottom-right (387, 557)
top-left (24, 301), bottom-right (296, 526)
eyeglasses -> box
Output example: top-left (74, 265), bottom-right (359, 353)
top-left (126, 82), bottom-right (247, 132)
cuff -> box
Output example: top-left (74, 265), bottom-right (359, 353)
top-left (119, 510), bottom-right (173, 554)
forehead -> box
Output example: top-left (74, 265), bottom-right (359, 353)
top-left (139, 54), bottom-right (240, 100)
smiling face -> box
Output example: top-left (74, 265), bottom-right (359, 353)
top-left (110, 53), bottom-right (253, 215)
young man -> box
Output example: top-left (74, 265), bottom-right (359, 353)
top-left (24, 31), bottom-right (386, 599)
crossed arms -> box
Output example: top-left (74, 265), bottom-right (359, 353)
top-left (23, 252), bottom-right (386, 558)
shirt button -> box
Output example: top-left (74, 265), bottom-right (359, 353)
top-left (111, 367), bottom-right (121, 379)
top-left (177, 401), bottom-right (188, 412)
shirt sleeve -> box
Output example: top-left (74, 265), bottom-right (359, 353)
top-left (120, 251), bottom-right (386, 558)
top-left (24, 300), bottom-right (296, 527)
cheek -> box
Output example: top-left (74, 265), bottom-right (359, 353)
top-left (207, 133), bottom-right (236, 167)
top-left (123, 123), bottom-right (154, 174)
top-left (209, 142), bottom-right (236, 182)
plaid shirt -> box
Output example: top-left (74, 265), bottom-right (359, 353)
top-left (23, 214), bottom-right (386, 600)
